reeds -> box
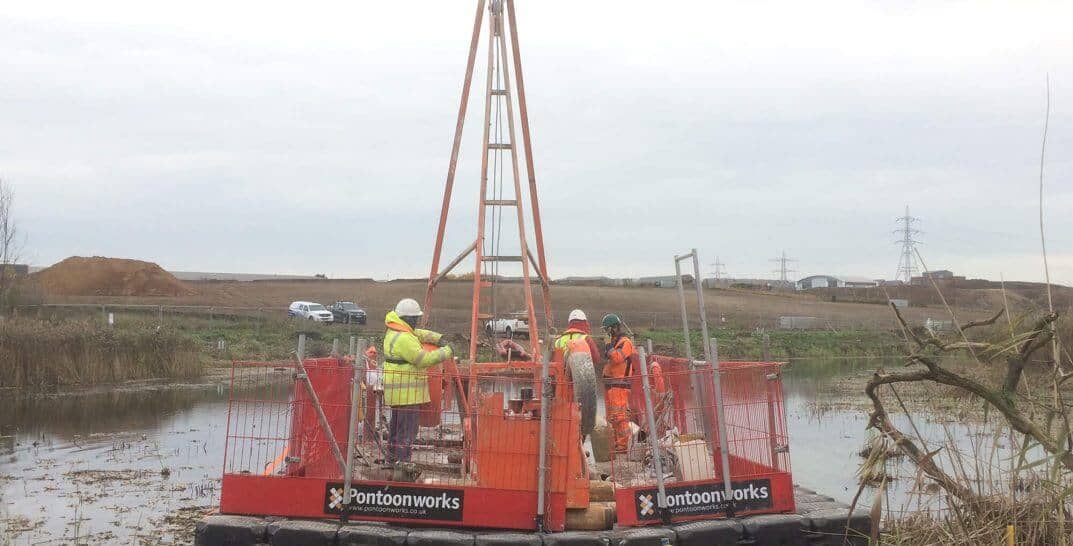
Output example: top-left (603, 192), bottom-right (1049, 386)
top-left (0, 318), bottom-right (200, 390)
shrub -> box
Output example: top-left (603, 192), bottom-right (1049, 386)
top-left (0, 318), bottom-right (201, 390)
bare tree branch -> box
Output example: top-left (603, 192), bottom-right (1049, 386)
top-left (959, 308), bottom-right (1005, 332)
top-left (866, 366), bottom-right (978, 503)
top-left (872, 301), bottom-right (1073, 512)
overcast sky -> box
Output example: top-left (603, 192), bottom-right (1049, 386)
top-left (3, 1), bottom-right (1072, 284)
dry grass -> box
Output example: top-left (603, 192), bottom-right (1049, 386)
top-left (884, 497), bottom-right (1062, 546)
top-left (0, 318), bottom-right (201, 390)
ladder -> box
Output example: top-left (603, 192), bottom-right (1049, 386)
top-left (423, 0), bottom-right (552, 362)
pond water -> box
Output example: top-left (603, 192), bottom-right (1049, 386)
top-left (0, 358), bottom-right (1010, 543)
top-left (0, 382), bottom-right (228, 544)
top-left (783, 357), bottom-right (1021, 516)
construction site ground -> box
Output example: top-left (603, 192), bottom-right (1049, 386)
top-left (195, 486), bottom-right (868, 546)
top-left (35, 277), bottom-right (1040, 332)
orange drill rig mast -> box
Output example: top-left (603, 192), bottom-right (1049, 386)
top-left (421, 0), bottom-right (553, 361)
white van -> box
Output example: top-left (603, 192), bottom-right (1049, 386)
top-left (288, 301), bottom-right (334, 322)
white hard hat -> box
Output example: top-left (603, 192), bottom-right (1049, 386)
top-left (568, 309), bottom-right (587, 322)
top-left (395, 298), bottom-right (423, 317)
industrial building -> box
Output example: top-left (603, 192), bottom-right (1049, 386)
top-left (796, 275), bottom-right (879, 290)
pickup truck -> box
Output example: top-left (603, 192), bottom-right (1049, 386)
top-left (484, 316), bottom-right (529, 338)
top-left (330, 301), bottom-right (367, 324)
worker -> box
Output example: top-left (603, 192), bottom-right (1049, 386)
top-left (554, 309), bottom-right (602, 365)
top-left (601, 313), bottom-right (637, 454)
top-left (382, 298), bottom-right (454, 467)
top-left (362, 345), bottom-right (381, 444)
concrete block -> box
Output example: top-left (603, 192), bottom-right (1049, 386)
top-left (671, 519), bottom-right (743, 546)
top-left (474, 531), bottom-right (543, 546)
top-left (406, 529), bottom-right (476, 546)
top-left (610, 526), bottom-right (676, 546)
top-left (542, 531), bottom-right (610, 546)
top-left (337, 523), bottom-right (409, 546)
top-left (195, 515), bottom-right (269, 546)
top-left (267, 519), bottom-right (340, 546)
top-left (801, 508), bottom-right (871, 546)
top-left (741, 514), bottom-right (806, 546)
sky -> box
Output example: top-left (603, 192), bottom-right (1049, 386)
top-left (2, 1), bottom-right (1072, 284)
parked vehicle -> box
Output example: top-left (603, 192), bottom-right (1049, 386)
top-left (484, 315), bottom-right (530, 338)
top-left (330, 301), bottom-right (367, 324)
top-left (288, 301), bottom-right (334, 322)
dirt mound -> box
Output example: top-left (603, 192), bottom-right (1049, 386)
top-left (30, 256), bottom-right (195, 297)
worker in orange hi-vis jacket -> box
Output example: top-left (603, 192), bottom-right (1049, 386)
top-left (362, 345), bottom-right (381, 442)
top-left (600, 313), bottom-right (636, 454)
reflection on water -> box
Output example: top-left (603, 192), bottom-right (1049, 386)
top-left (0, 386), bottom-right (232, 544)
top-left (784, 357), bottom-right (1024, 514)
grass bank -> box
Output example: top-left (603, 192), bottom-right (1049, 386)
top-left (185, 321), bottom-right (905, 363)
top-left (638, 327), bottom-right (905, 360)
top-left (161, 314), bottom-right (367, 361)
top-left (0, 318), bottom-right (202, 390)
top-left (95, 313), bottom-right (908, 363)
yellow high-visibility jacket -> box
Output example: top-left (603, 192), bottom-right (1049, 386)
top-left (554, 325), bottom-right (601, 365)
top-left (382, 311), bottom-right (453, 407)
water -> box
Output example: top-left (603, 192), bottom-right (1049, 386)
top-left (0, 358), bottom-right (1010, 543)
top-left (783, 357), bottom-right (1022, 514)
top-left (0, 382), bottom-right (230, 545)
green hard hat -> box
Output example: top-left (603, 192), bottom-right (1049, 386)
top-left (601, 314), bottom-right (622, 328)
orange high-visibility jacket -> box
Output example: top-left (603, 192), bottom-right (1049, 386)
top-left (604, 336), bottom-right (636, 389)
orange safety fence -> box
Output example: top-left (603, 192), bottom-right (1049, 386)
top-left (611, 356), bottom-right (794, 525)
top-left (219, 351), bottom-right (584, 531)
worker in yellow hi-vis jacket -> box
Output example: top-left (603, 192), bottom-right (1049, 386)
top-left (382, 298), bottom-right (453, 465)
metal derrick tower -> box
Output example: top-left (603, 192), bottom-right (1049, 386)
top-left (422, 0), bottom-right (552, 362)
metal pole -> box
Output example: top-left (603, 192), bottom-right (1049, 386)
top-left (675, 250), bottom-right (713, 444)
top-left (505, 0), bottom-right (554, 333)
top-left (674, 257), bottom-right (693, 361)
top-left (342, 337), bottom-right (368, 520)
top-left (296, 334), bottom-right (348, 475)
top-left (692, 249), bottom-right (713, 365)
top-left (332, 339), bottom-right (340, 357)
top-left (423, 0), bottom-right (487, 324)
top-left (466, 8), bottom-right (498, 364)
top-left (535, 350), bottom-right (551, 531)
top-left (349, 336), bottom-right (357, 357)
top-left (765, 369), bottom-right (780, 467)
top-left (709, 337), bottom-right (735, 515)
top-left (637, 346), bottom-right (669, 522)
top-left (492, 4), bottom-right (541, 359)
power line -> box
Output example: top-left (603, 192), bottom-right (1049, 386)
top-left (770, 251), bottom-right (797, 284)
top-left (893, 205), bottom-right (922, 283)
top-left (710, 257), bottom-right (727, 281)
